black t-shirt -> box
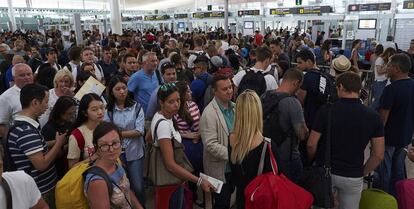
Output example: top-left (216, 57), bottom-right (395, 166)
top-left (379, 78), bottom-right (414, 147)
top-left (301, 69), bottom-right (322, 128)
top-left (229, 141), bottom-right (282, 209)
top-left (312, 98), bottom-right (384, 178)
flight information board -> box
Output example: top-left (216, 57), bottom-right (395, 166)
top-left (144, 15), bottom-right (171, 21)
top-left (403, 1), bottom-right (414, 9)
top-left (238, 10), bottom-right (260, 17)
top-left (174, 14), bottom-right (188, 19)
top-left (270, 6), bottom-right (333, 15)
top-left (348, 3), bottom-right (392, 12)
top-left (192, 11), bottom-right (225, 18)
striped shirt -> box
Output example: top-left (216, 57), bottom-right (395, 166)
top-left (174, 101), bottom-right (201, 133)
top-left (7, 115), bottom-right (57, 194)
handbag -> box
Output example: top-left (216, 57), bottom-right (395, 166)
top-left (300, 106), bottom-right (334, 208)
top-left (145, 119), bottom-right (193, 186)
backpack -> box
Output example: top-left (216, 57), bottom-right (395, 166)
top-left (244, 138), bottom-right (313, 209)
top-left (238, 69), bottom-right (268, 97)
top-left (261, 91), bottom-right (292, 146)
top-left (71, 128), bottom-right (86, 160)
top-left (307, 70), bottom-right (337, 105)
top-left (55, 163), bottom-right (114, 209)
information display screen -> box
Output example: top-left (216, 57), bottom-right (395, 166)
top-left (238, 10), bottom-right (260, 17)
top-left (174, 14), bottom-right (188, 19)
top-left (403, 1), bottom-right (414, 9)
top-left (270, 6), bottom-right (333, 15)
top-left (348, 3), bottom-right (391, 12)
top-left (144, 15), bottom-right (170, 21)
top-left (244, 21), bottom-right (254, 29)
top-left (358, 19), bottom-right (377, 29)
top-left (192, 11), bottom-right (225, 18)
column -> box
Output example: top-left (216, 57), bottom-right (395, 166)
top-left (224, 0), bottom-right (229, 33)
top-left (73, 13), bottom-right (83, 46)
top-left (7, 0), bottom-right (17, 32)
top-left (108, 0), bottom-right (123, 35)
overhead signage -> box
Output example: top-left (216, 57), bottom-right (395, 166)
top-left (270, 6), bottom-right (333, 15)
top-left (348, 3), bottom-right (392, 12)
top-left (238, 10), bottom-right (260, 17)
top-left (174, 14), bottom-right (188, 19)
top-left (144, 15), bottom-right (170, 21)
top-left (192, 11), bottom-right (225, 19)
top-left (403, 1), bottom-right (414, 9)
top-left (122, 16), bottom-right (142, 21)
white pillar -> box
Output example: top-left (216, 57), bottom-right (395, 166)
top-left (7, 0), bottom-right (17, 32)
top-left (108, 0), bottom-right (122, 35)
top-left (73, 13), bottom-right (83, 46)
top-left (224, 0), bottom-right (229, 33)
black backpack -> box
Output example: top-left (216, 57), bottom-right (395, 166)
top-left (238, 69), bottom-right (268, 97)
top-left (307, 70), bottom-right (337, 105)
top-left (261, 91), bottom-right (293, 146)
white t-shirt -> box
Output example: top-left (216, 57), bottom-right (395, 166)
top-left (0, 85), bottom-right (21, 125)
top-left (232, 67), bottom-right (278, 91)
top-left (39, 88), bottom-right (60, 127)
top-left (63, 61), bottom-right (79, 81)
top-left (0, 171), bottom-right (42, 209)
top-left (374, 57), bottom-right (387, 81)
top-left (151, 112), bottom-right (182, 145)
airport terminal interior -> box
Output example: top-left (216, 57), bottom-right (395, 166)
top-left (1, 0), bottom-right (414, 209)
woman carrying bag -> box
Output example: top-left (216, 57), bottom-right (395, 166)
top-left (148, 83), bottom-right (215, 209)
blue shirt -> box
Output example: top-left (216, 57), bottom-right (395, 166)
top-left (190, 72), bottom-right (212, 111)
top-left (146, 86), bottom-right (160, 120)
top-left (215, 98), bottom-right (235, 133)
top-left (379, 78), bottom-right (414, 148)
top-left (301, 69), bottom-right (323, 129)
top-left (104, 103), bottom-right (145, 161)
top-left (127, 69), bottom-right (159, 113)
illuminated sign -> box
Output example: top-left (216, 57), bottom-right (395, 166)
top-left (403, 1), bottom-right (414, 9)
top-left (192, 11), bottom-right (225, 18)
top-left (270, 6), bottom-right (333, 15)
top-left (144, 15), bottom-right (171, 21)
top-left (348, 3), bottom-right (392, 12)
top-left (238, 10), bottom-right (260, 17)
top-left (174, 14), bottom-right (188, 19)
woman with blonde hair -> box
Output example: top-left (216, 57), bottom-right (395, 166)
top-left (39, 69), bottom-right (75, 127)
top-left (229, 90), bottom-right (281, 209)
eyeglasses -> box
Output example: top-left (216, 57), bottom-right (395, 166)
top-left (98, 141), bottom-right (121, 152)
top-left (159, 82), bottom-right (176, 91)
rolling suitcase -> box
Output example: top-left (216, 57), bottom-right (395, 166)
top-left (396, 179), bottom-right (414, 209)
top-left (359, 176), bottom-right (398, 209)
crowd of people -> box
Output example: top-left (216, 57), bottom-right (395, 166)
top-left (0, 27), bottom-right (414, 209)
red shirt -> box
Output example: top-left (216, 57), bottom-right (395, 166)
top-left (255, 33), bottom-right (264, 46)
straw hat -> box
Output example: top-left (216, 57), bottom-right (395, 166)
top-left (332, 55), bottom-right (352, 72)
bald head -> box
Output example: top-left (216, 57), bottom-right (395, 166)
top-left (12, 63), bottom-right (33, 89)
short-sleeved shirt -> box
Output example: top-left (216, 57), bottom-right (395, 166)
top-left (104, 103), bottom-right (145, 161)
top-left (0, 85), bottom-right (21, 125)
top-left (128, 69), bottom-right (160, 113)
top-left (312, 98), bottom-right (384, 178)
top-left (67, 124), bottom-right (95, 160)
top-left (0, 171), bottom-right (42, 209)
top-left (151, 112), bottom-right (182, 144)
top-left (84, 165), bottom-right (132, 209)
top-left (7, 115), bottom-right (58, 194)
top-left (301, 69), bottom-right (323, 129)
top-left (174, 101), bottom-right (201, 134)
top-left (232, 67), bottom-right (278, 91)
top-left (274, 92), bottom-right (305, 161)
top-left (379, 78), bottom-right (414, 148)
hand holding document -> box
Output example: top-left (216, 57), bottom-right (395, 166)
top-left (200, 172), bottom-right (224, 194)
top-left (74, 77), bottom-right (106, 101)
